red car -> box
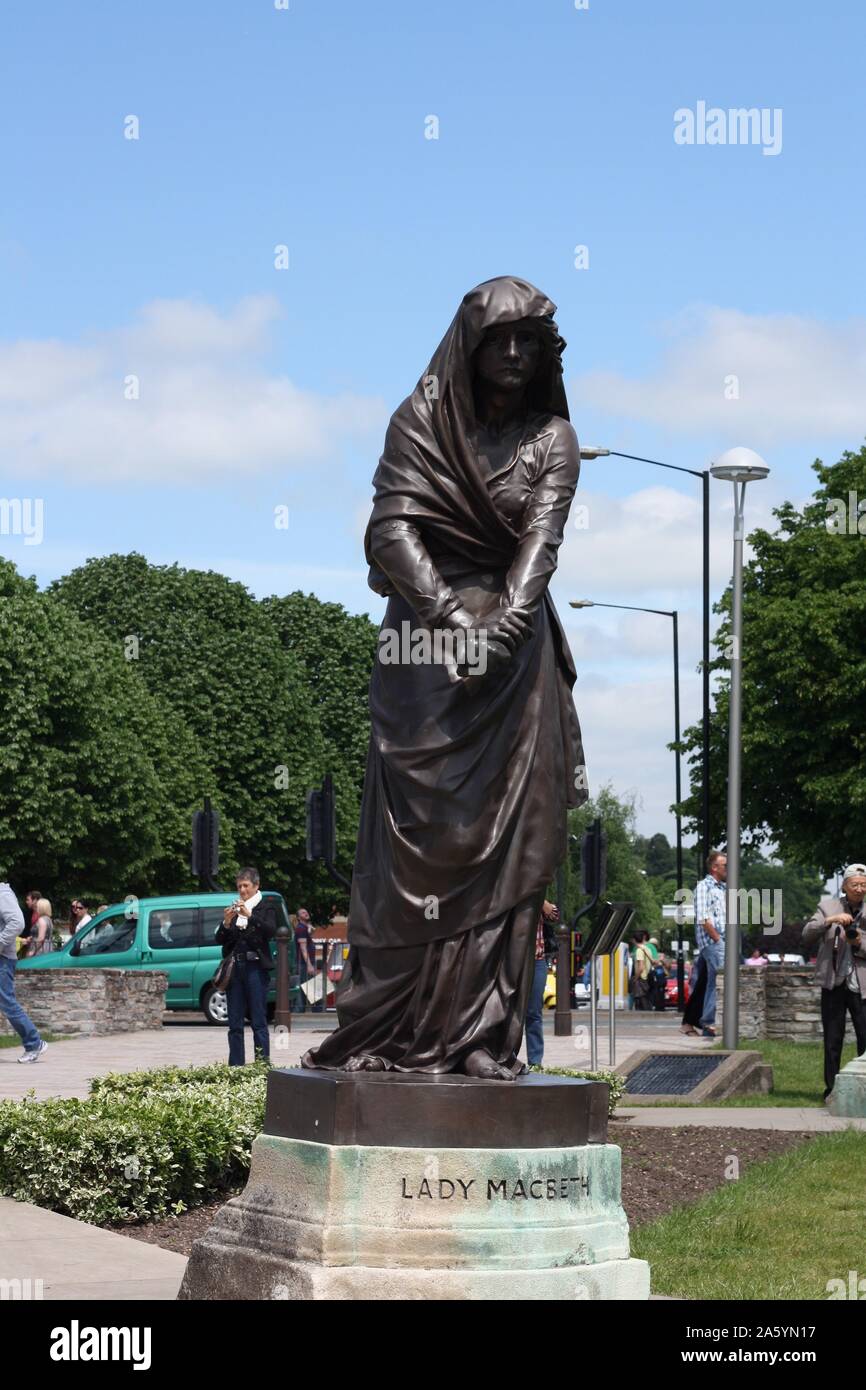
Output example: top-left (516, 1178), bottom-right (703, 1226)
top-left (664, 973), bottom-right (691, 1007)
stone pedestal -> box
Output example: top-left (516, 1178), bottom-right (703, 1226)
top-left (178, 1070), bottom-right (650, 1301)
top-left (828, 1054), bottom-right (866, 1117)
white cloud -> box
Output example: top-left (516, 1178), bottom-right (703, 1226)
top-left (575, 671), bottom-right (700, 841)
top-left (554, 481), bottom-right (779, 603)
top-left (552, 479), bottom-right (783, 838)
top-left (571, 305), bottom-right (866, 445)
top-left (0, 296), bottom-right (387, 482)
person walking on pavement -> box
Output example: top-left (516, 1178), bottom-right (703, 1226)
top-left (0, 880), bottom-right (48, 1062)
top-left (293, 907), bottom-right (320, 1013)
top-left (681, 951), bottom-right (708, 1035)
top-left (802, 863), bottom-right (866, 1100)
top-left (693, 851), bottom-right (727, 1038)
top-left (523, 900), bottom-right (559, 1067)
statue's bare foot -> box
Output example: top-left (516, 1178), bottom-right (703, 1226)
top-left (461, 1048), bottom-right (515, 1081)
top-left (344, 1053), bottom-right (387, 1072)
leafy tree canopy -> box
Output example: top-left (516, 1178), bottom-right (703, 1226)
top-left (0, 586), bottom-right (216, 900)
top-left (48, 555), bottom-right (367, 911)
top-left (681, 443), bottom-right (866, 878)
top-left (261, 590), bottom-right (377, 804)
top-left (559, 785), bottom-right (663, 936)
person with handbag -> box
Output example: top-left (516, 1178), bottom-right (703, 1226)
top-left (629, 931), bottom-right (654, 1011)
top-left (215, 867), bottom-right (276, 1066)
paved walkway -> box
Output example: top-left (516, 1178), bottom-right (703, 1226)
top-left (618, 1106), bottom-right (866, 1131)
top-left (0, 1011), bottom-right (707, 1101)
top-left (0, 1198), bottom-right (187, 1300)
top-left (1, 1013), bottom-right (857, 1303)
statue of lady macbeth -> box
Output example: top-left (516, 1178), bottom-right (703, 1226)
top-left (303, 277), bottom-right (587, 1080)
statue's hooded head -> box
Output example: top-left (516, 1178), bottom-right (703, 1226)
top-left (367, 276), bottom-right (572, 579)
top-left (420, 276), bottom-right (569, 427)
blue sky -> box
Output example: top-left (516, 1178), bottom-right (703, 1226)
top-left (2, 0), bottom-right (864, 839)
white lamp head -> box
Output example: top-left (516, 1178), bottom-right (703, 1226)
top-left (579, 446), bottom-right (611, 460)
top-left (569, 600), bottom-right (595, 608)
top-left (710, 447), bottom-right (770, 484)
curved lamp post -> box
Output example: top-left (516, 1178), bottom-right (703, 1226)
top-left (570, 598), bottom-right (685, 1008)
top-left (580, 446), bottom-right (711, 873)
top-left (709, 447), bottom-right (770, 1049)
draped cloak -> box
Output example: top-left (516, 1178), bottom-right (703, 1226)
top-left (303, 276), bottom-right (587, 1073)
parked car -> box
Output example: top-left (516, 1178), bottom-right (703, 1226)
top-left (17, 892), bottom-right (297, 1024)
top-left (543, 967), bottom-right (592, 1009)
top-left (664, 973), bottom-right (691, 1007)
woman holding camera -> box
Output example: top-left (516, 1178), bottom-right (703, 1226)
top-left (215, 867), bottom-right (276, 1066)
top-left (803, 864), bottom-right (866, 1099)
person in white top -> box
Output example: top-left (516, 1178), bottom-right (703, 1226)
top-left (69, 898), bottom-right (92, 933)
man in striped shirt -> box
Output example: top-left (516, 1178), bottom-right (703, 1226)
top-left (693, 851), bottom-right (727, 1038)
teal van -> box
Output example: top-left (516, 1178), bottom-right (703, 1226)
top-left (17, 892), bottom-right (297, 1024)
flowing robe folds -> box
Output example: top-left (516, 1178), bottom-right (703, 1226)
top-left (304, 277), bottom-right (587, 1075)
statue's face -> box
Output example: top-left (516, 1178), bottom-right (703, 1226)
top-left (474, 318), bottom-right (541, 392)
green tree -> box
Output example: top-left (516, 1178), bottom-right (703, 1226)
top-left (682, 443), bottom-right (866, 877)
top-left (634, 831), bottom-right (676, 879)
top-left (739, 856), bottom-right (825, 932)
top-left (261, 591), bottom-right (377, 806)
top-left (50, 554), bottom-right (355, 906)
top-left (559, 785), bottom-right (662, 936)
top-left (0, 575), bottom-right (217, 901)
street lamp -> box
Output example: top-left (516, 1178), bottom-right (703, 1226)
top-left (580, 446), bottom-right (711, 874)
top-left (709, 447), bottom-right (769, 1049)
top-left (570, 597), bottom-right (686, 1008)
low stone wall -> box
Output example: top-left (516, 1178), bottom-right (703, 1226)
top-left (715, 966), bottom-right (767, 1039)
top-left (0, 969), bottom-right (169, 1038)
top-left (763, 966), bottom-right (822, 1041)
top-left (716, 964), bottom-right (823, 1042)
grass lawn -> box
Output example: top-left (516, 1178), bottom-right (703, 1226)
top-left (716, 1039), bottom-right (855, 1108)
top-left (0, 1033), bottom-right (66, 1050)
top-left (633, 1129), bottom-right (866, 1299)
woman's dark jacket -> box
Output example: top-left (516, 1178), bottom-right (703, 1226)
top-left (215, 898), bottom-right (276, 971)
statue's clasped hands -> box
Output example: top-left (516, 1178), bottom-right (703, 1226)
top-left (443, 599), bottom-right (534, 674)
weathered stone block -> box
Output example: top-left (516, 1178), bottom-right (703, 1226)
top-left (828, 1055), bottom-right (866, 1118)
top-left (179, 1134), bottom-right (649, 1301)
top-left (179, 1069), bottom-right (650, 1302)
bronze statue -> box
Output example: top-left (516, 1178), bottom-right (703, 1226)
top-left (303, 276), bottom-right (586, 1080)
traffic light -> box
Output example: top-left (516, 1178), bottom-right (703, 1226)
top-left (306, 775), bottom-right (336, 865)
top-left (191, 798), bottom-right (220, 886)
top-left (306, 774), bottom-right (351, 891)
top-left (581, 818), bottom-right (608, 898)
